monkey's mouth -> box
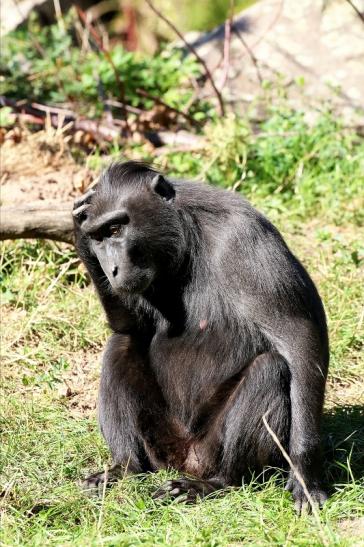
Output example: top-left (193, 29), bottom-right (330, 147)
top-left (110, 272), bottom-right (154, 295)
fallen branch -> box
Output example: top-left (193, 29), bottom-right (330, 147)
top-left (0, 204), bottom-right (74, 244)
top-left (1, 95), bottom-right (200, 140)
top-left (144, 0), bottom-right (225, 116)
top-left (136, 88), bottom-right (201, 128)
top-left (0, 96), bottom-right (121, 142)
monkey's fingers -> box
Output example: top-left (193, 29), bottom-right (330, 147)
top-left (151, 479), bottom-right (177, 500)
top-left (73, 188), bottom-right (96, 210)
top-left (73, 203), bottom-right (92, 224)
top-left (80, 467), bottom-right (121, 498)
top-left (152, 477), bottom-right (216, 504)
top-left (289, 481), bottom-right (327, 515)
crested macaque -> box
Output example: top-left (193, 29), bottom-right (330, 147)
top-left (73, 161), bottom-right (329, 512)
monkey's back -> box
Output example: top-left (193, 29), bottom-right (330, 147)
top-left (148, 181), bottom-right (328, 421)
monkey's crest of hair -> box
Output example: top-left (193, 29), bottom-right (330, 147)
top-left (99, 161), bottom-right (160, 189)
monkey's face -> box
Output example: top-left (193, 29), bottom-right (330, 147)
top-left (79, 174), bottom-right (185, 295)
top-left (89, 216), bottom-right (155, 294)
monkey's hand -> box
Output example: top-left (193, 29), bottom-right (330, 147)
top-left (73, 187), bottom-right (96, 226)
top-left (81, 464), bottom-right (124, 497)
top-left (286, 475), bottom-right (327, 514)
top-left (152, 477), bottom-right (222, 504)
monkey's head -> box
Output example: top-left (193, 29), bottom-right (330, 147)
top-left (76, 162), bottom-right (186, 294)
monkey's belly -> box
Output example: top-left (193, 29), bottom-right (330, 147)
top-left (149, 328), bottom-right (263, 425)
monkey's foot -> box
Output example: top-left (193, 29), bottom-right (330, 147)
top-left (152, 477), bottom-right (224, 504)
top-left (286, 477), bottom-right (327, 514)
top-left (81, 464), bottom-right (123, 497)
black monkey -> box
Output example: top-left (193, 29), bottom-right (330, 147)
top-left (73, 161), bottom-right (329, 512)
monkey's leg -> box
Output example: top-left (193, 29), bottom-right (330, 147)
top-left (84, 333), bottom-right (192, 495)
top-left (152, 352), bottom-right (290, 503)
top-left (220, 352), bottom-right (291, 482)
top-left (221, 351), bottom-right (327, 512)
top-left (279, 326), bottom-right (328, 513)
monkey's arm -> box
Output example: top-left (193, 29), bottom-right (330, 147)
top-left (73, 192), bottom-right (139, 333)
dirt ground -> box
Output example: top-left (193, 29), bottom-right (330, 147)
top-left (1, 127), bottom-right (94, 206)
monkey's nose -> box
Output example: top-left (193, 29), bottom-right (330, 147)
top-left (112, 266), bottom-right (118, 277)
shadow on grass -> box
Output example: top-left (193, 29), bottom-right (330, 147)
top-left (323, 404), bottom-right (364, 485)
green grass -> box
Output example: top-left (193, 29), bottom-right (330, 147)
top-left (1, 107), bottom-right (364, 545)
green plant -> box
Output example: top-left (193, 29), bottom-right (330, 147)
top-left (163, 107), bottom-right (364, 225)
top-left (0, 12), bottom-right (210, 121)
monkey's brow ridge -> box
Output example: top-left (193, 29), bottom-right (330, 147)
top-left (83, 210), bottom-right (128, 234)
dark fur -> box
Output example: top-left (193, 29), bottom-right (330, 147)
top-left (73, 161), bottom-right (329, 511)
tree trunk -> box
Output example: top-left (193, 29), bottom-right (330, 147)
top-left (0, 204), bottom-right (74, 244)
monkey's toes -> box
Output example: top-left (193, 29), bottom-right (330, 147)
top-left (287, 480), bottom-right (327, 514)
top-left (81, 473), bottom-right (106, 497)
top-left (80, 467), bottom-right (120, 497)
top-left (152, 477), bottom-right (217, 504)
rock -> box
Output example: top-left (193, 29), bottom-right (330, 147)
top-left (1, 0), bottom-right (95, 35)
top-left (183, 0), bottom-right (364, 115)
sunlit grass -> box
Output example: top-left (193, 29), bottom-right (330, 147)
top-left (1, 107), bottom-right (363, 545)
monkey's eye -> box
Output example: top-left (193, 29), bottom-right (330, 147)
top-left (109, 224), bottom-right (121, 236)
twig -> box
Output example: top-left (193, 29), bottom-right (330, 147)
top-left (0, 96), bottom-right (71, 121)
top-left (105, 100), bottom-right (143, 115)
top-left (136, 88), bottom-right (201, 128)
top-left (219, 0), bottom-right (234, 91)
top-left (234, 27), bottom-right (263, 85)
top-left (144, 0), bottom-right (225, 116)
top-left (76, 7), bottom-right (130, 133)
top-left (344, 0), bottom-right (364, 24)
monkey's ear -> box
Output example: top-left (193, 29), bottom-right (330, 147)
top-left (150, 174), bottom-right (175, 202)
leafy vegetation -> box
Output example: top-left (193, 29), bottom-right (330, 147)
top-left (160, 108), bottom-right (364, 226)
top-left (0, 13), bottom-right (208, 120)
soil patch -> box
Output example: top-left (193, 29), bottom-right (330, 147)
top-left (1, 127), bottom-right (94, 206)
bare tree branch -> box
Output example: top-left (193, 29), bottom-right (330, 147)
top-left (144, 0), bottom-right (225, 116)
top-left (135, 88), bottom-right (201, 128)
top-left (234, 27), bottom-right (263, 85)
top-left (344, 0), bottom-right (364, 25)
